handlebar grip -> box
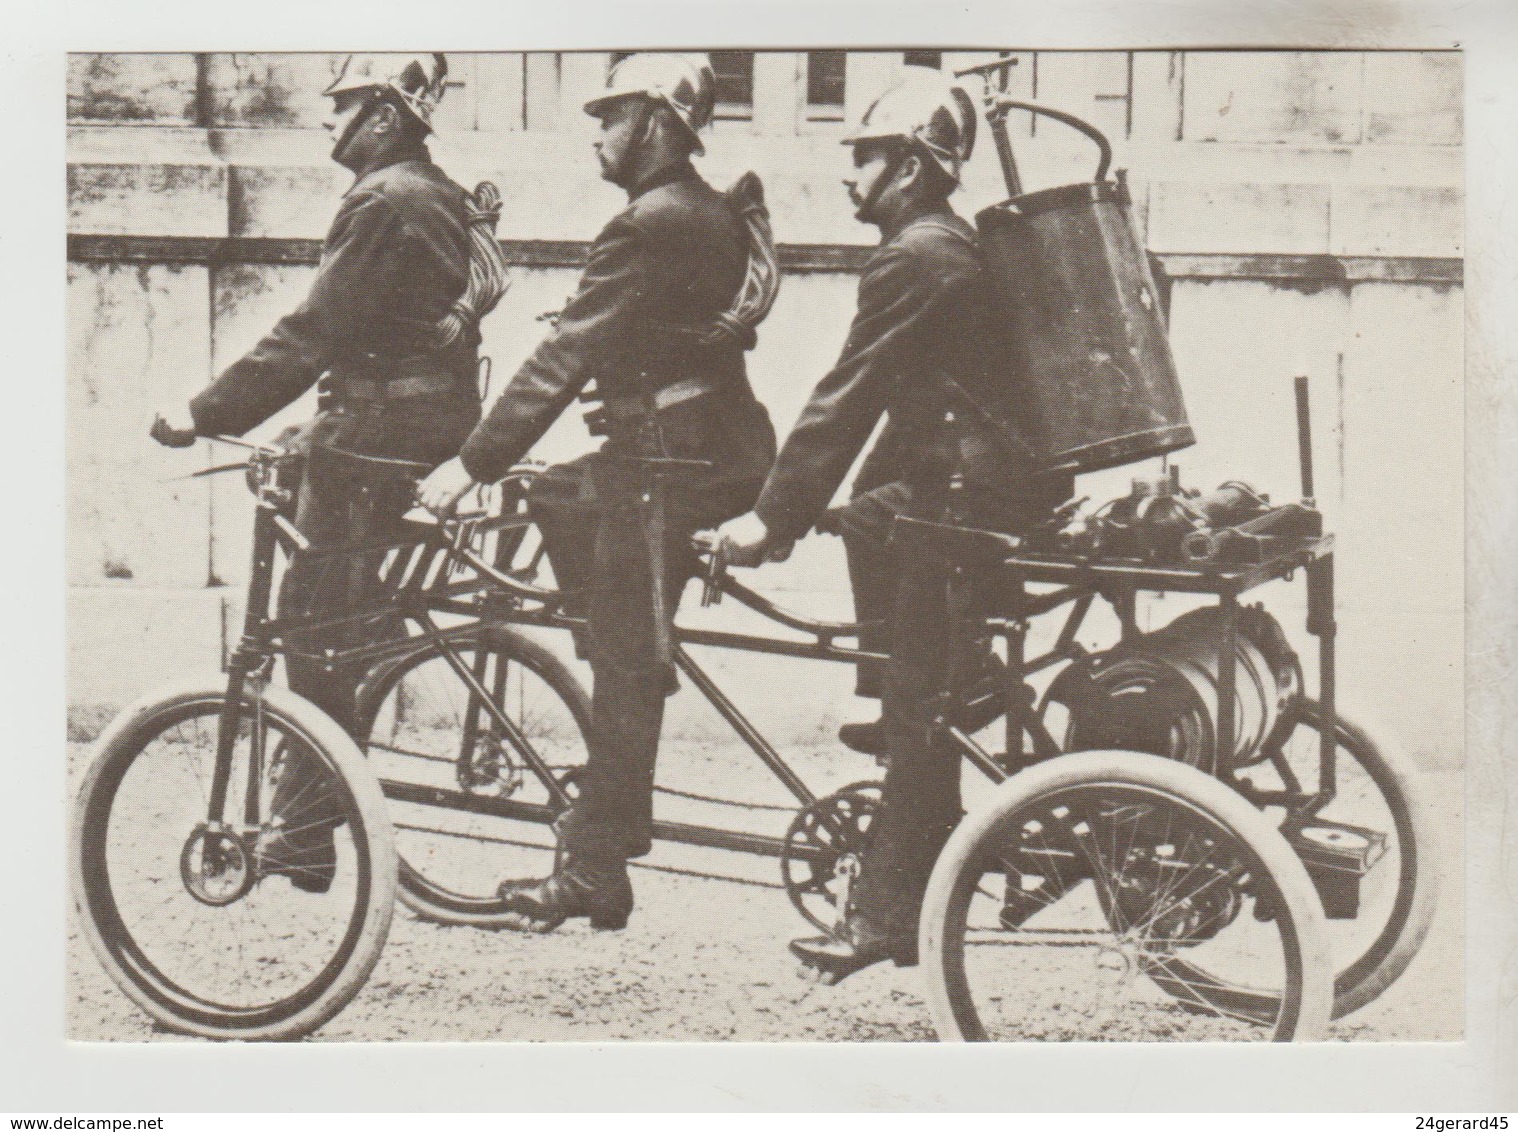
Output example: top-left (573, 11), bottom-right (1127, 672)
top-left (273, 512), bottom-right (311, 552)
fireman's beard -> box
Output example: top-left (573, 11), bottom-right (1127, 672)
top-left (850, 151), bottom-right (907, 227)
top-left (596, 102), bottom-right (654, 191)
top-left (330, 99), bottom-right (380, 173)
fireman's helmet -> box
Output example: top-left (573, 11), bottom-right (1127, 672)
top-left (584, 53), bottom-right (717, 155)
top-left (323, 53), bottom-right (449, 131)
top-left (844, 66), bottom-right (978, 185)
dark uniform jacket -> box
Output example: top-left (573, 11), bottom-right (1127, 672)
top-left (458, 160), bottom-right (774, 486)
top-left (756, 206), bottom-right (1022, 544)
top-left (190, 143), bottom-right (482, 465)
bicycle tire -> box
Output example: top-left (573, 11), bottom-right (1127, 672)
top-left (70, 679), bottom-right (397, 1041)
top-left (919, 749), bottom-right (1334, 1042)
top-left (354, 625), bottom-right (592, 928)
top-left (1286, 701), bottom-right (1439, 1019)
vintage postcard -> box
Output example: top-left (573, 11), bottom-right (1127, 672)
top-left (63, 42), bottom-right (1466, 1046)
top-left (6, 0), bottom-right (1507, 1111)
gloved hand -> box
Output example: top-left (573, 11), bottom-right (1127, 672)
top-left (150, 405), bottom-right (198, 449)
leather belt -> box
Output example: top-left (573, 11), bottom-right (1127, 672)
top-left (338, 373), bottom-right (458, 402)
top-left (596, 377), bottom-right (720, 421)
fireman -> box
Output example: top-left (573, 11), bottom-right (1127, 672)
top-left (152, 53), bottom-right (505, 892)
top-left (713, 66), bottom-right (1073, 981)
top-left (417, 53), bottom-right (777, 932)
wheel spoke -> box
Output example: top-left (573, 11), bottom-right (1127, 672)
top-left (77, 694), bottom-right (391, 1037)
top-left (354, 635), bottom-right (590, 922)
top-left (929, 769), bottom-right (1315, 1042)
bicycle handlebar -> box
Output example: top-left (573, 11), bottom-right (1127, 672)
top-left (208, 434), bottom-right (278, 455)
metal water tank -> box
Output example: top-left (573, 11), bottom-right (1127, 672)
top-left (970, 99), bottom-right (1195, 476)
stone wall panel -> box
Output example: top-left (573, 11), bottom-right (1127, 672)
top-left (1337, 282), bottom-right (1463, 768)
top-left (69, 162), bottom-right (227, 238)
top-left (1331, 185), bottom-right (1464, 258)
top-left (1034, 51), bottom-right (1133, 143)
top-left (67, 53), bottom-right (200, 125)
top-left (1147, 181), bottom-right (1332, 255)
top-left (1183, 52), bottom-right (1364, 145)
top-left (1363, 52), bottom-right (1463, 146)
top-left (229, 163), bottom-right (346, 239)
top-left (202, 53), bottom-right (343, 128)
top-left (67, 263), bottom-right (214, 588)
top-left (68, 588), bottom-right (229, 708)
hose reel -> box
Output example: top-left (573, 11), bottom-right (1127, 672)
top-left (1043, 605), bottom-right (1303, 776)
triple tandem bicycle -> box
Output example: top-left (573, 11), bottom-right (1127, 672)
top-left (70, 437), bottom-right (1436, 1041)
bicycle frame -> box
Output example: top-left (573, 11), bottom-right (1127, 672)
top-left (207, 448), bottom-right (1340, 865)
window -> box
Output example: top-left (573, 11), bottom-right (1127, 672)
top-left (709, 50), bottom-right (755, 119)
top-left (903, 50), bottom-right (943, 70)
top-left (805, 50), bottom-right (846, 120)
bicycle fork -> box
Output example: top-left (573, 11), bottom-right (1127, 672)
top-left (206, 499), bottom-right (284, 831)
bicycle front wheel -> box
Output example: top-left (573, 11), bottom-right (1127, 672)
top-left (70, 680), bottom-right (396, 1041)
top-left (920, 750), bottom-right (1333, 1042)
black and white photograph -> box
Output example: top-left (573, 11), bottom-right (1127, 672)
top-left (60, 41), bottom-right (1471, 1048)
top-left (1, 0), bottom-right (1513, 1112)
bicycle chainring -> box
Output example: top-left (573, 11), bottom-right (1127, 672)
top-left (779, 786), bottom-right (880, 934)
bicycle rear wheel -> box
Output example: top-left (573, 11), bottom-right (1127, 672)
top-left (354, 626), bottom-right (592, 928)
top-left (70, 680), bottom-right (396, 1041)
top-left (1247, 700), bottom-right (1438, 1019)
top-left (920, 750), bottom-right (1333, 1042)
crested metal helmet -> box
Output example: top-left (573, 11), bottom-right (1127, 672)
top-left (323, 53), bottom-right (450, 131)
top-left (584, 52), bottom-right (717, 155)
top-left (843, 66), bottom-right (978, 184)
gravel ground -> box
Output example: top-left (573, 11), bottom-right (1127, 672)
top-left (65, 733), bottom-right (1464, 1043)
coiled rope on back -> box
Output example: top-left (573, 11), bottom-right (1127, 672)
top-left (433, 181), bottom-right (512, 350)
top-left (706, 171), bottom-right (781, 351)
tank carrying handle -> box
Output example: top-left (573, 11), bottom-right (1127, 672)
top-left (989, 98), bottom-right (1113, 187)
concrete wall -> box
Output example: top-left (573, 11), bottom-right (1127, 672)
top-left (66, 50), bottom-right (1464, 769)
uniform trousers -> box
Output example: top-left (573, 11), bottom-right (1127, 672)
top-left (839, 482), bottom-right (912, 699)
top-left (278, 446), bottom-right (416, 736)
top-left (849, 474), bottom-right (1071, 939)
top-left (527, 449), bottom-right (764, 864)
top-left (270, 395), bottom-right (478, 827)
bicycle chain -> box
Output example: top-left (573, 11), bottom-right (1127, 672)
top-left (651, 783), bottom-right (798, 812)
top-left (394, 822), bottom-right (785, 891)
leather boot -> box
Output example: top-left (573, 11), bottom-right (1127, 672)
top-left (790, 914), bottom-right (917, 986)
top-left (497, 854), bottom-right (634, 932)
top-left (257, 822), bottom-right (337, 894)
top-left (838, 717), bottom-right (889, 758)
top-left (260, 740), bottom-right (341, 894)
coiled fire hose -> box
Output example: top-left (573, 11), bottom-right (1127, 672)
top-left (706, 170), bottom-right (781, 350)
top-left (432, 180), bottom-right (512, 350)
